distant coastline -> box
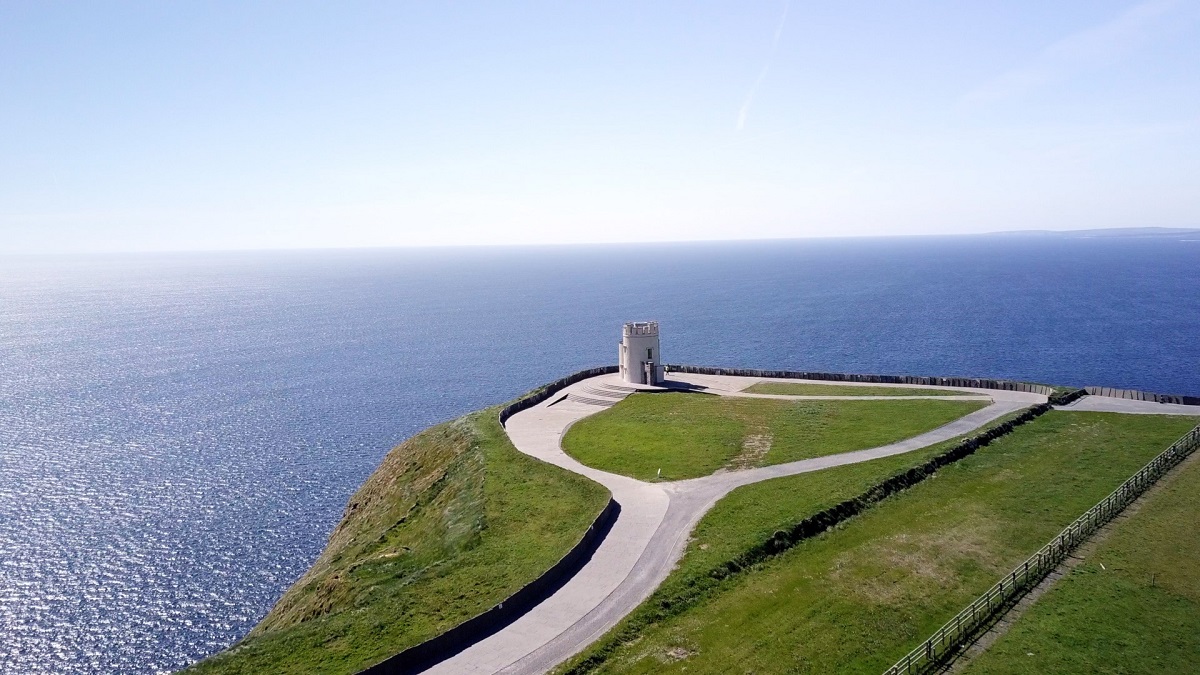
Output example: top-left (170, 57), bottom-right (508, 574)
top-left (982, 226), bottom-right (1200, 239)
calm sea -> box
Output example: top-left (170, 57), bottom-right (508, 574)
top-left (0, 237), bottom-right (1197, 673)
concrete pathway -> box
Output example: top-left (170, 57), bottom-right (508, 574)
top-left (1056, 395), bottom-right (1200, 416)
top-left (426, 374), bottom-right (1045, 674)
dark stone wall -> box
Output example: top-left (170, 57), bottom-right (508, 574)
top-left (665, 364), bottom-right (1195, 406)
top-left (1084, 386), bottom-right (1200, 406)
top-left (358, 498), bottom-right (621, 675)
top-left (665, 364), bottom-right (1060, 396)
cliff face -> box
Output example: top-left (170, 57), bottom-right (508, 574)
top-left (257, 415), bottom-right (488, 634)
top-left (188, 407), bottom-right (608, 675)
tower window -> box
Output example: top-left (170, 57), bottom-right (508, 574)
top-left (647, 348), bottom-right (653, 360)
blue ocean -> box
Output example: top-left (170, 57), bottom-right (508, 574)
top-left (0, 236), bottom-right (1197, 673)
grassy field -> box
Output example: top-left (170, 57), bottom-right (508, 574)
top-left (187, 407), bottom-right (608, 675)
top-left (743, 382), bottom-right (967, 396)
top-left (558, 409), bottom-right (1034, 675)
top-left (560, 412), bottom-right (1197, 674)
top-left (963, 448), bottom-right (1200, 674)
top-left (561, 392), bottom-right (986, 481)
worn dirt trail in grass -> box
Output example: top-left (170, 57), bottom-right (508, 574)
top-left (425, 373), bottom-right (1045, 675)
top-left (723, 432), bottom-right (772, 472)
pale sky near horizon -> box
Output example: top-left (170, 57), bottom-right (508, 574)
top-left (2, 1), bottom-right (1199, 254)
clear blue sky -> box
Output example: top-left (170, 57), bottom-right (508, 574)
top-left (2, 1), bottom-right (1198, 253)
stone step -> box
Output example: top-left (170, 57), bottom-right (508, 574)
top-left (566, 394), bottom-right (619, 408)
top-left (594, 382), bottom-right (638, 393)
top-left (579, 386), bottom-right (628, 400)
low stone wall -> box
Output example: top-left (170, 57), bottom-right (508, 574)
top-left (495, 364), bottom-right (1196, 417)
top-left (1084, 386), bottom-right (1200, 406)
top-left (1050, 388), bottom-right (1088, 407)
top-left (665, 364), bottom-right (1059, 396)
top-left (498, 365), bottom-right (620, 426)
top-left (359, 497), bottom-right (621, 675)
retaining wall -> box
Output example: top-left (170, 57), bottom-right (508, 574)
top-left (359, 498), bottom-right (621, 675)
top-left (1084, 386), bottom-right (1200, 406)
top-left (495, 364), bottom-right (1196, 420)
top-left (666, 364), bottom-right (1062, 397)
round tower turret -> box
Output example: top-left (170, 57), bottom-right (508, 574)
top-left (619, 321), bottom-right (663, 385)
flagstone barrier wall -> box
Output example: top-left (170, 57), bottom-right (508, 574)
top-left (359, 498), bottom-right (620, 675)
top-left (1084, 386), bottom-right (1200, 406)
top-left (664, 364), bottom-right (1085, 402)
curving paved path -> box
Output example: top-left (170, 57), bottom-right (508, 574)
top-left (1056, 395), bottom-right (1200, 416)
top-left (426, 374), bottom-right (1045, 675)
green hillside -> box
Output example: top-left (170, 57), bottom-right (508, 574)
top-left (187, 406), bottom-right (608, 675)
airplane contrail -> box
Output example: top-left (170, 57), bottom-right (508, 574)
top-left (738, 0), bottom-right (790, 132)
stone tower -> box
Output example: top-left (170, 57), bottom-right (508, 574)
top-left (619, 321), bottom-right (663, 385)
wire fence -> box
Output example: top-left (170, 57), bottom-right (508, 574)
top-left (882, 422), bottom-right (1200, 675)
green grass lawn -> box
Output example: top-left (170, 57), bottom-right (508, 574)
top-left (187, 407), bottom-right (608, 675)
top-left (558, 409), bottom-right (1034, 675)
top-left (561, 392), bottom-right (987, 481)
top-left (743, 382), bottom-right (968, 397)
top-left (963, 448), bottom-right (1200, 674)
top-left (561, 412), bottom-right (1197, 675)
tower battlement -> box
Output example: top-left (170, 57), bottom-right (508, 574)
top-left (623, 321), bottom-right (659, 338)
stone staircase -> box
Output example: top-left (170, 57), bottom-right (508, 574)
top-left (565, 382), bottom-right (639, 409)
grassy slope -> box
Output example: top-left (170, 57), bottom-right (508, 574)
top-left (187, 407), bottom-right (608, 675)
top-left (561, 392), bottom-right (986, 481)
top-left (674, 411), bottom-right (1028, 583)
top-left (563, 412), bottom-right (1196, 675)
top-left (743, 382), bottom-right (965, 396)
top-left (556, 409), bottom-right (1032, 674)
top-left (964, 446), bottom-right (1200, 674)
